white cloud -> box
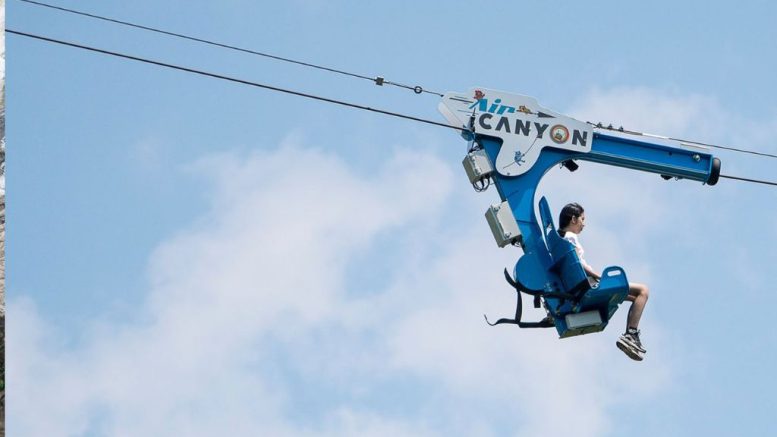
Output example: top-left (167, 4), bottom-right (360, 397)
top-left (567, 86), bottom-right (728, 140)
top-left (10, 134), bottom-right (455, 436)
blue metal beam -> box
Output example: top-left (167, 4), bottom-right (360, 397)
top-left (582, 133), bottom-right (720, 184)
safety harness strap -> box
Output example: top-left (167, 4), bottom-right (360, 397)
top-left (483, 269), bottom-right (559, 328)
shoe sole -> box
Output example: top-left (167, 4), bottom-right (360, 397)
top-left (617, 340), bottom-right (644, 361)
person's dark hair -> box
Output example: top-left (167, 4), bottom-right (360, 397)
top-left (558, 202), bottom-right (584, 237)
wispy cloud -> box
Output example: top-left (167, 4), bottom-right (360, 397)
top-left (567, 86), bottom-right (729, 139)
top-left (9, 134), bottom-right (455, 436)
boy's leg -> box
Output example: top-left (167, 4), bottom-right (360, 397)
top-left (617, 283), bottom-right (650, 360)
top-left (626, 283), bottom-right (649, 329)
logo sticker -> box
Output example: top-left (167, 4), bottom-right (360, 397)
top-left (550, 125), bottom-right (570, 144)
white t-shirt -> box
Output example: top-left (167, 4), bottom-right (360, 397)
top-left (562, 231), bottom-right (592, 271)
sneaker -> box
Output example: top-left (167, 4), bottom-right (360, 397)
top-left (617, 329), bottom-right (647, 361)
top-left (616, 335), bottom-right (644, 361)
top-left (622, 329), bottom-right (647, 353)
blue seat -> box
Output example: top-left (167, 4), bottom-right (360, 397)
top-left (539, 198), bottom-right (590, 297)
top-left (537, 197), bottom-right (630, 338)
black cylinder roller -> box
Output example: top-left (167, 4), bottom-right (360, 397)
top-left (707, 157), bottom-right (721, 186)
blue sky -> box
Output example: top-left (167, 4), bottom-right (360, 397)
top-left (7, 0), bottom-right (777, 436)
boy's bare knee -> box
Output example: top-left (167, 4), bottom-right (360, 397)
top-left (642, 285), bottom-right (650, 300)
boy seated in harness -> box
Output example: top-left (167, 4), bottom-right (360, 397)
top-left (558, 202), bottom-right (650, 361)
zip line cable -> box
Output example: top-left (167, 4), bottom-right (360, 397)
top-left (15, 0), bottom-right (777, 163)
top-left (591, 122), bottom-right (777, 160)
top-left (7, 29), bottom-right (777, 189)
top-left (719, 174), bottom-right (777, 187)
top-left (5, 29), bottom-right (460, 132)
top-left (15, 0), bottom-right (443, 97)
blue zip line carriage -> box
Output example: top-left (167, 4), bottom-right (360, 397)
top-left (440, 88), bottom-right (721, 338)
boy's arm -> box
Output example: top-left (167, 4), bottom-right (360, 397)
top-left (583, 264), bottom-right (601, 281)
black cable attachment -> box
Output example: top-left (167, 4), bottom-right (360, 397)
top-left (562, 160), bottom-right (579, 172)
top-left (472, 178), bottom-right (492, 192)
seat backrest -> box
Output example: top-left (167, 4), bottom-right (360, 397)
top-left (538, 197), bottom-right (590, 295)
